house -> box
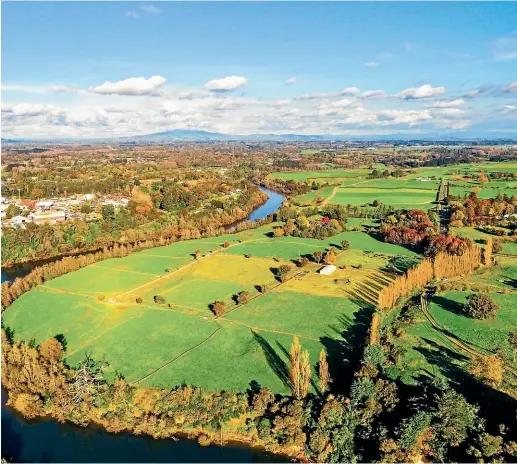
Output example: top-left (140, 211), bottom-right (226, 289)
top-left (319, 265), bottom-right (337, 276)
top-left (10, 215), bottom-right (27, 228)
top-left (82, 193), bottom-right (95, 201)
top-left (35, 200), bottom-right (55, 211)
top-left (29, 211), bottom-right (66, 224)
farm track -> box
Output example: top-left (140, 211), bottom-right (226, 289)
top-left (420, 291), bottom-right (517, 380)
top-left (130, 323), bottom-right (222, 385)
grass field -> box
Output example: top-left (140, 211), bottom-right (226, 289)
top-left (330, 187), bottom-right (437, 210)
top-left (4, 223), bottom-right (399, 394)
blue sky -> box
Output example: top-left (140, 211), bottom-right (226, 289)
top-left (2, 2), bottom-right (516, 138)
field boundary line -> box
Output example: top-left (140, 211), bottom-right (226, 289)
top-left (420, 292), bottom-right (517, 379)
top-left (220, 270), bottom-right (308, 318)
top-left (219, 318), bottom-right (320, 342)
top-left (108, 239), bottom-right (255, 304)
top-left (64, 313), bottom-right (145, 359)
top-left (130, 323), bottom-right (221, 385)
top-left (90, 263), bottom-right (160, 277)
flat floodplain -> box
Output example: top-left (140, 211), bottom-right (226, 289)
top-left (3, 222), bottom-right (417, 393)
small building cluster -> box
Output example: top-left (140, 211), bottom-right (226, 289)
top-left (1, 194), bottom-right (130, 229)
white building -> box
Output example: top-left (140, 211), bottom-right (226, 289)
top-left (29, 211), bottom-right (66, 224)
top-left (10, 215), bottom-right (27, 228)
top-left (35, 200), bottom-right (55, 210)
top-left (82, 193), bottom-right (95, 201)
top-left (319, 265), bottom-right (337, 276)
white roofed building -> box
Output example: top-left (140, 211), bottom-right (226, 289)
top-left (319, 265), bottom-right (337, 276)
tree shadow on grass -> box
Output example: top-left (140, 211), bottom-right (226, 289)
top-left (54, 333), bottom-right (68, 352)
top-left (432, 295), bottom-right (465, 316)
top-left (252, 331), bottom-right (290, 390)
top-left (321, 305), bottom-right (374, 395)
top-left (414, 340), bottom-right (517, 434)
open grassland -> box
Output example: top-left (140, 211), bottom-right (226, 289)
top-left (330, 187), bottom-right (436, 209)
top-left (5, 223), bottom-right (406, 394)
top-left (283, 162), bottom-right (516, 208)
top-left (269, 168), bottom-right (370, 182)
top-left (428, 291), bottom-right (517, 364)
top-left (389, 262), bottom-right (517, 387)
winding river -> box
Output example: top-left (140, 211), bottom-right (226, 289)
top-left (1, 185), bottom-right (286, 463)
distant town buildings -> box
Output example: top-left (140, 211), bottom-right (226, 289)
top-left (1, 193), bottom-right (130, 228)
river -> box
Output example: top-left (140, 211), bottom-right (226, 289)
top-left (1, 185), bottom-right (286, 463)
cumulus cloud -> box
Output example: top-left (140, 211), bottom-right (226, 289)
top-left (204, 76), bottom-right (248, 92)
top-left (361, 89), bottom-right (386, 99)
top-left (297, 92), bottom-right (329, 100)
top-left (398, 84), bottom-right (445, 99)
top-left (502, 82), bottom-right (517, 93)
top-left (435, 108), bottom-right (464, 117)
top-left (364, 62), bottom-right (380, 68)
top-left (269, 99), bottom-right (292, 107)
top-left (430, 99), bottom-right (465, 108)
top-left (88, 76), bottom-right (166, 96)
top-left (285, 77), bottom-right (297, 85)
top-left (341, 87), bottom-right (360, 95)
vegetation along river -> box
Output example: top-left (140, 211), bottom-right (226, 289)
top-left (1, 185), bottom-right (286, 463)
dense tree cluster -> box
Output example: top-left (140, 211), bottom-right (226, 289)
top-left (449, 191), bottom-right (517, 227)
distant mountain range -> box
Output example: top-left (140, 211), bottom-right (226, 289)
top-left (118, 129), bottom-right (331, 143)
top-left (2, 129), bottom-right (517, 144)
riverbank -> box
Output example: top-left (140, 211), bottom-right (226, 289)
top-left (1, 389), bottom-right (287, 463)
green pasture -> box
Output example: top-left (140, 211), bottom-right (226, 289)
top-left (429, 291), bottom-right (517, 365)
top-left (294, 186), bottom-right (335, 205)
top-left (330, 187), bottom-right (436, 209)
top-left (269, 169), bottom-right (369, 182)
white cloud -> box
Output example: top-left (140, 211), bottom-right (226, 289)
top-left (502, 82), bottom-right (517, 93)
top-left (88, 76), bottom-right (166, 96)
top-left (297, 92), bottom-right (329, 100)
top-left (364, 62), bottom-right (380, 68)
top-left (125, 10), bottom-right (139, 18)
top-left (140, 3), bottom-right (160, 14)
top-left (398, 84), bottom-right (445, 99)
top-left (430, 99), bottom-right (465, 108)
top-left (285, 77), bottom-right (297, 85)
top-left (435, 108), bottom-right (464, 117)
top-left (503, 105), bottom-right (517, 113)
top-left (465, 89), bottom-right (481, 98)
top-left (269, 99), bottom-right (292, 107)
top-left (204, 76), bottom-right (248, 92)
top-left (361, 89), bottom-right (386, 99)
top-left (341, 87), bottom-right (360, 95)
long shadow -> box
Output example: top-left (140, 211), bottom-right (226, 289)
top-left (432, 295), bottom-right (464, 316)
top-left (252, 331), bottom-right (290, 389)
top-left (415, 343), bottom-right (517, 434)
top-left (320, 305), bottom-right (374, 394)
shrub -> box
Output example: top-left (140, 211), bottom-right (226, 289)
top-left (154, 295), bottom-right (166, 305)
top-left (97, 295), bottom-right (105, 301)
top-left (237, 291), bottom-right (250, 305)
top-left (165, 267), bottom-right (172, 273)
top-left (135, 297), bottom-right (143, 304)
top-left (211, 300), bottom-right (226, 317)
top-left (299, 257), bottom-right (310, 267)
top-left (463, 294), bottom-right (499, 320)
top-left (223, 241), bottom-right (231, 248)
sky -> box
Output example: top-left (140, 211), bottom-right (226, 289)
top-left (2, 2), bottom-right (517, 139)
